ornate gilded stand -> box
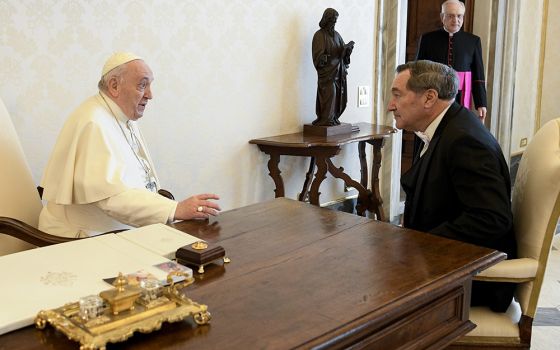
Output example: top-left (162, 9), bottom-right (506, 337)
top-left (35, 272), bottom-right (210, 350)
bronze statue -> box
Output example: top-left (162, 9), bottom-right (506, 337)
top-left (312, 8), bottom-right (354, 126)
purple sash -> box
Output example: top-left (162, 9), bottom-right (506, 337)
top-left (456, 71), bottom-right (472, 109)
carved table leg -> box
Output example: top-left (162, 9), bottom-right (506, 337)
top-left (358, 141), bottom-right (368, 188)
top-left (325, 157), bottom-right (371, 216)
top-left (308, 156), bottom-right (328, 206)
top-left (298, 157), bottom-right (316, 202)
top-left (266, 152), bottom-right (285, 198)
top-left (357, 141), bottom-right (370, 216)
top-left (367, 139), bottom-right (387, 221)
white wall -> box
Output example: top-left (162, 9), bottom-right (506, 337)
top-left (511, 1), bottom-right (544, 154)
top-left (540, 0), bottom-right (560, 127)
top-left (0, 0), bottom-right (378, 211)
top-left (472, 0), bottom-right (558, 155)
top-left (472, 0), bottom-right (492, 79)
top-left (511, 0), bottom-right (559, 153)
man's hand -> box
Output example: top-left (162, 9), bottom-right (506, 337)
top-left (477, 107), bottom-right (487, 122)
top-left (174, 193), bottom-right (221, 220)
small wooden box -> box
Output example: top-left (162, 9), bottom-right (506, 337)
top-left (176, 242), bottom-right (226, 273)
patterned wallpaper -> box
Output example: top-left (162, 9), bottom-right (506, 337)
top-left (0, 0), bottom-right (377, 211)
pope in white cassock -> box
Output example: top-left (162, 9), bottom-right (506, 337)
top-left (39, 52), bottom-right (220, 238)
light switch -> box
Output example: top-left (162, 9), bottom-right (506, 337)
top-left (358, 86), bottom-right (370, 108)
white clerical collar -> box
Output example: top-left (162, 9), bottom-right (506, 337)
top-left (414, 103), bottom-right (452, 156)
top-left (99, 91), bottom-right (129, 124)
top-left (443, 27), bottom-right (459, 37)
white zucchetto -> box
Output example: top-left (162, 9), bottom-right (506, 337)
top-left (101, 52), bottom-right (143, 77)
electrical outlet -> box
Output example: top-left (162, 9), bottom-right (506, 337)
top-left (358, 86), bottom-right (370, 107)
top-left (520, 138), bottom-right (528, 147)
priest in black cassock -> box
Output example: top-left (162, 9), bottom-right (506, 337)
top-left (416, 0), bottom-right (487, 122)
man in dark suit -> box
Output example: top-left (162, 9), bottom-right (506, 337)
top-left (388, 60), bottom-right (516, 312)
top-left (416, 0), bottom-right (487, 122)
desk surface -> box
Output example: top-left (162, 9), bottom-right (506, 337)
top-left (249, 122), bottom-right (396, 148)
top-left (1, 198), bottom-right (503, 349)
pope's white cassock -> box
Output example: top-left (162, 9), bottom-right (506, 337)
top-left (39, 92), bottom-right (177, 237)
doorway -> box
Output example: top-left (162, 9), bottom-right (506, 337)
top-left (401, 0), bottom-right (474, 174)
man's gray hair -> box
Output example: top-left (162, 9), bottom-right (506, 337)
top-left (97, 64), bottom-right (127, 92)
top-left (441, 0), bottom-right (465, 14)
top-left (396, 60), bottom-right (458, 100)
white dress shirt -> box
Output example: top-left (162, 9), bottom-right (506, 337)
top-left (414, 104), bottom-right (451, 158)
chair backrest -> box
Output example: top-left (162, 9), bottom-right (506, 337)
top-left (0, 97), bottom-right (43, 255)
top-left (512, 118), bottom-right (560, 318)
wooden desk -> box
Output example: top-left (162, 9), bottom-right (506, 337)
top-left (1, 198), bottom-right (503, 349)
top-left (250, 122), bottom-right (396, 220)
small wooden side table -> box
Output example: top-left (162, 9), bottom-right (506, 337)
top-left (249, 122), bottom-right (396, 220)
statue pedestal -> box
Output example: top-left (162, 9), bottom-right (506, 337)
top-left (303, 123), bottom-right (358, 136)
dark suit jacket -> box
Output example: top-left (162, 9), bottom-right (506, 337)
top-left (401, 102), bottom-right (517, 311)
top-left (416, 29), bottom-right (487, 109)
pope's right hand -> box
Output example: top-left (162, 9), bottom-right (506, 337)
top-left (174, 193), bottom-right (221, 220)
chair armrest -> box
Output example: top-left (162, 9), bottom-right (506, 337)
top-left (474, 258), bottom-right (538, 283)
top-left (0, 216), bottom-right (79, 247)
top-left (158, 189), bottom-right (175, 200)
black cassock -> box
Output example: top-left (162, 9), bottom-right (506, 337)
top-left (416, 29), bottom-right (487, 109)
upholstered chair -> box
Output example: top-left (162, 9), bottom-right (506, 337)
top-left (451, 118), bottom-right (560, 349)
top-left (0, 97), bottom-right (76, 256)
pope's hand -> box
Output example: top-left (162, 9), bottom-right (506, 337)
top-left (174, 193), bottom-right (221, 220)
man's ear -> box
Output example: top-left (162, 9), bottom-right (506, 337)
top-left (107, 77), bottom-right (119, 98)
top-left (424, 89), bottom-right (438, 108)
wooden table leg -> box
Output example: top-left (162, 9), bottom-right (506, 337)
top-left (308, 156), bottom-right (328, 206)
top-left (325, 157), bottom-right (371, 217)
top-left (266, 152), bottom-right (285, 198)
top-left (358, 141), bottom-right (368, 188)
top-left (368, 138), bottom-right (387, 221)
top-left (298, 157), bottom-right (316, 202)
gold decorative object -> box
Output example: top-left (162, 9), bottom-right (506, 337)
top-left (191, 241), bottom-right (208, 250)
top-left (35, 272), bottom-right (211, 350)
top-left (99, 272), bottom-right (141, 315)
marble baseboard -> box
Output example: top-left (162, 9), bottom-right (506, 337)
top-left (534, 307), bottom-right (560, 326)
